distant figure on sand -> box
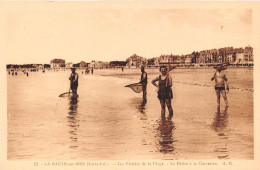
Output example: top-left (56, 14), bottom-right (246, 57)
top-left (69, 68), bottom-right (79, 95)
top-left (211, 64), bottom-right (229, 106)
top-left (121, 66), bottom-right (124, 72)
top-left (152, 66), bottom-right (173, 117)
top-left (91, 68), bottom-right (93, 74)
top-left (140, 66), bottom-right (147, 101)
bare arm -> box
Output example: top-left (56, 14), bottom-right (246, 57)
top-left (74, 73), bottom-right (78, 82)
top-left (70, 73), bottom-right (78, 82)
top-left (167, 75), bottom-right (172, 87)
top-left (226, 80), bottom-right (229, 91)
top-left (151, 76), bottom-right (159, 88)
top-left (211, 72), bottom-right (216, 81)
top-left (224, 74), bottom-right (229, 91)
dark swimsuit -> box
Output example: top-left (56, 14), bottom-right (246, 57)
top-left (158, 75), bottom-right (173, 100)
top-left (140, 72), bottom-right (147, 85)
top-left (70, 73), bottom-right (78, 90)
top-left (215, 87), bottom-right (225, 90)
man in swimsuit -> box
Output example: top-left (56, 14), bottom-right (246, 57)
top-left (69, 68), bottom-right (79, 95)
top-left (140, 66), bottom-right (147, 101)
top-left (211, 64), bottom-right (229, 106)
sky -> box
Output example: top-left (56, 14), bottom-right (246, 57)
top-left (1, 3), bottom-right (252, 64)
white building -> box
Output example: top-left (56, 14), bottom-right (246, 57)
top-left (234, 53), bottom-right (244, 64)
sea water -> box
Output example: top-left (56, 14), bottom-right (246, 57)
top-left (7, 68), bottom-right (253, 159)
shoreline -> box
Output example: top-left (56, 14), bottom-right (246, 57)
top-left (6, 65), bottom-right (253, 71)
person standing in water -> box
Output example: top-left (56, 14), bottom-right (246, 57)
top-left (211, 64), bottom-right (229, 106)
top-left (140, 66), bottom-right (147, 101)
top-left (152, 66), bottom-right (173, 117)
top-left (69, 68), bottom-right (79, 95)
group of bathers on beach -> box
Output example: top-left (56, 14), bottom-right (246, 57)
top-left (68, 64), bottom-right (229, 118)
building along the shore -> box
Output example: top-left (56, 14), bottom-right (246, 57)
top-left (244, 46), bottom-right (254, 63)
top-left (126, 54), bottom-right (147, 68)
top-left (154, 54), bottom-right (184, 67)
top-left (79, 61), bottom-right (87, 68)
top-left (6, 64), bottom-right (45, 70)
top-left (44, 64), bottom-right (51, 68)
top-left (149, 46), bottom-right (253, 67)
top-left (189, 46), bottom-right (253, 66)
top-left (32, 64), bottom-right (44, 69)
top-left (147, 58), bottom-right (156, 67)
top-left (89, 60), bottom-right (109, 68)
top-left (109, 61), bottom-right (127, 68)
top-left (66, 62), bottom-right (73, 68)
top-left (89, 60), bottom-right (96, 68)
top-left (50, 59), bottom-right (65, 68)
top-left (184, 56), bottom-right (192, 66)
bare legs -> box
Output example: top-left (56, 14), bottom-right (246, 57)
top-left (142, 85), bottom-right (147, 101)
top-left (221, 90), bottom-right (228, 106)
top-left (71, 87), bottom-right (78, 96)
top-left (160, 100), bottom-right (166, 117)
top-left (215, 89), bottom-right (221, 106)
top-left (166, 99), bottom-right (173, 117)
top-left (215, 89), bottom-right (228, 106)
top-left (160, 99), bottom-right (173, 117)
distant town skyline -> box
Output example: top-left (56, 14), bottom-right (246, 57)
top-left (1, 3), bottom-right (252, 64)
top-left (6, 45), bottom-right (253, 69)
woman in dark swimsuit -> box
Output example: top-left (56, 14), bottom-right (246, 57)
top-left (152, 66), bottom-right (173, 117)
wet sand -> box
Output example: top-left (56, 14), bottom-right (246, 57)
top-left (7, 68), bottom-right (253, 159)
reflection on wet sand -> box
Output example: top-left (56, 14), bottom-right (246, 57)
top-left (67, 95), bottom-right (79, 149)
top-left (130, 97), bottom-right (147, 119)
top-left (212, 106), bottom-right (229, 159)
top-left (131, 97), bottom-right (176, 154)
top-left (130, 97), bottom-right (151, 147)
top-left (156, 116), bottom-right (175, 154)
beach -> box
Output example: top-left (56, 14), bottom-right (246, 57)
top-left (7, 68), bottom-right (253, 160)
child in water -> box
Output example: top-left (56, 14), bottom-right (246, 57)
top-left (211, 64), bottom-right (229, 107)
